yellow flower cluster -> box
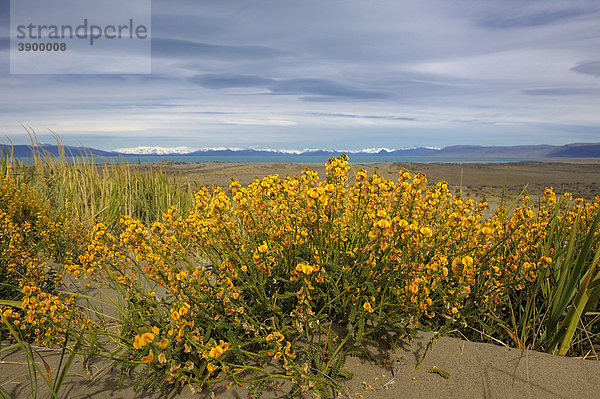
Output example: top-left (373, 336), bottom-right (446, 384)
top-left (133, 327), bottom-right (158, 349)
top-left (1, 174), bottom-right (88, 345)
top-left (62, 154), bottom-right (599, 393)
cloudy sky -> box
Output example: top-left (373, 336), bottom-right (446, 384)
top-left (1, 0), bottom-right (600, 151)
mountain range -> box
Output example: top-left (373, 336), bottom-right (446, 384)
top-left (2, 142), bottom-right (600, 159)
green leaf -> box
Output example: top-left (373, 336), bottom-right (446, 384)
top-left (0, 300), bottom-right (22, 308)
top-left (365, 281), bottom-right (376, 296)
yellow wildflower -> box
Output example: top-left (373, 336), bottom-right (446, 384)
top-left (133, 332), bottom-right (155, 349)
top-left (258, 242), bottom-right (268, 253)
top-left (266, 331), bottom-right (285, 343)
top-left (377, 219), bottom-right (391, 229)
top-left (209, 346), bottom-right (223, 358)
top-left (141, 350), bottom-right (154, 363)
top-left (420, 226), bottom-right (433, 237)
top-left (295, 263), bottom-right (314, 275)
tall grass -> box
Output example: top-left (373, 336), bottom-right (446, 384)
top-left (503, 196), bottom-right (600, 356)
top-left (1, 134), bottom-right (195, 231)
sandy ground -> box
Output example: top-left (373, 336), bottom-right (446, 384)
top-left (2, 161), bottom-right (600, 398)
top-left (3, 331), bottom-right (600, 398)
top-left (150, 160), bottom-right (600, 202)
top-left (341, 331), bottom-right (600, 399)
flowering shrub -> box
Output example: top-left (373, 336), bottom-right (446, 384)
top-left (0, 172), bottom-right (88, 345)
top-left (59, 154), bottom-right (598, 396)
top-left (3, 155), bottom-right (599, 397)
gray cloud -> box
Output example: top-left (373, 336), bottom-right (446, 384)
top-left (571, 60), bottom-right (600, 78)
top-left (188, 74), bottom-right (275, 89)
top-left (311, 112), bottom-right (415, 121)
top-left (0, 1), bottom-right (8, 19)
top-left (480, 9), bottom-right (590, 28)
top-left (522, 88), bottom-right (600, 96)
top-left (189, 74), bottom-right (390, 100)
top-left (151, 14), bottom-right (229, 38)
top-left (152, 38), bottom-right (286, 60)
top-left (269, 78), bottom-right (389, 100)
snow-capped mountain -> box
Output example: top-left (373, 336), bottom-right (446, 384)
top-left (114, 146), bottom-right (441, 156)
top-left (4, 143), bottom-right (600, 159)
top-left (114, 146), bottom-right (199, 155)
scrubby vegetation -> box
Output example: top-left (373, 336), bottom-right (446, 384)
top-left (1, 146), bottom-right (599, 398)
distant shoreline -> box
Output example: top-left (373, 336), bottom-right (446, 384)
top-left (3, 142), bottom-right (600, 162)
top-left (10, 155), bottom-right (600, 165)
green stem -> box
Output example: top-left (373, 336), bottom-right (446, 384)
top-left (323, 317), bottom-right (358, 375)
